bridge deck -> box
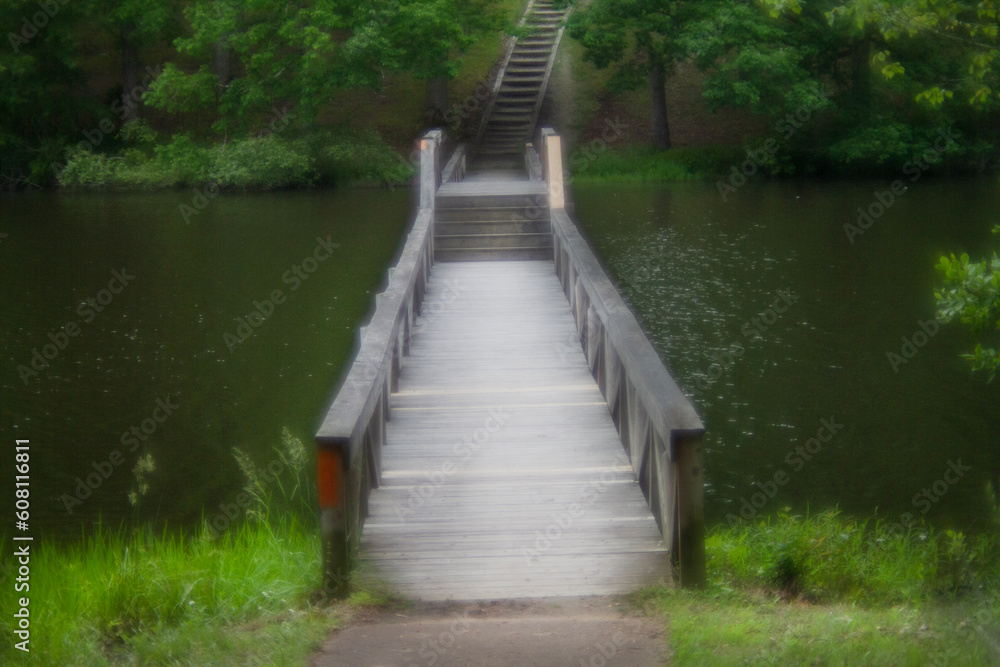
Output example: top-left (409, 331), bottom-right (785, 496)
top-left (360, 261), bottom-right (672, 600)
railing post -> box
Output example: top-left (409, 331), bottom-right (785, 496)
top-left (419, 129), bottom-right (442, 212)
top-left (675, 434), bottom-right (706, 588)
top-left (541, 128), bottom-right (565, 210)
top-left (318, 447), bottom-right (349, 597)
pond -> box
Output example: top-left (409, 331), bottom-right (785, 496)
top-left (572, 178), bottom-right (1000, 532)
top-left (1, 189), bottom-right (412, 539)
top-left (2, 177), bottom-right (998, 540)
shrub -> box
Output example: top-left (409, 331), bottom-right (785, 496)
top-left (209, 135), bottom-right (317, 190)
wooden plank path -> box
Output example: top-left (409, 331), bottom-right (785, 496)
top-left (315, 130), bottom-right (705, 603)
top-left (359, 262), bottom-right (672, 600)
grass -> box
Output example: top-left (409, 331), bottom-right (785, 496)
top-left (0, 517), bottom-right (338, 666)
top-left (625, 509), bottom-right (1000, 665)
top-left (708, 509), bottom-right (1000, 604)
top-left (567, 145), bottom-right (745, 182)
top-left (633, 587), bottom-right (1000, 666)
top-left (6, 497), bottom-right (999, 664)
top-left (0, 431), bottom-right (394, 666)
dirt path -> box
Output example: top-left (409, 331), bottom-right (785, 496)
top-left (311, 596), bottom-right (667, 667)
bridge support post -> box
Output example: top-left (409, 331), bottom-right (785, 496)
top-left (318, 448), bottom-right (349, 598)
top-left (419, 129), bottom-right (443, 212)
top-left (676, 434), bottom-right (706, 588)
top-left (541, 128), bottom-right (565, 210)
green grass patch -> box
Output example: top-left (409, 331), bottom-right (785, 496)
top-left (709, 510), bottom-right (1000, 604)
top-left (0, 518), bottom-right (339, 665)
top-left (632, 587), bottom-right (1000, 666)
top-left (0, 432), bottom-right (385, 665)
top-left (568, 145), bottom-right (743, 182)
top-left (624, 509), bottom-right (1000, 665)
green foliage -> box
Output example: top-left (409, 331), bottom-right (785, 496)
top-left (567, 145), bottom-right (741, 181)
top-left (710, 509), bottom-right (1000, 604)
top-left (142, 64), bottom-right (219, 115)
top-left (832, 0), bottom-right (1000, 111)
top-left (936, 233), bottom-right (1000, 380)
top-left (824, 117), bottom-right (919, 166)
top-left (566, 0), bottom-right (709, 148)
top-left (144, 0), bottom-right (505, 135)
top-left (210, 136), bottom-right (317, 190)
top-left (57, 129), bottom-right (413, 190)
top-left (684, 2), bottom-right (834, 118)
top-left (323, 130), bottom-right (415, 184)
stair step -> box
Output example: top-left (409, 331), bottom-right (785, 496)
top-left (435, 220), bottom-right (551, 235)
top-left (491, 110), bottom-right (533, 118)
top-left (435, 247), bottom-right (555, 262)
top-left (482, 132), bottom-right (532, 140)
top-left (498, 86), bottom-right (540, 95)
top-left (478, 145), bottom-right (529, 153)
top-left (501, 76), bottom-right (545, 85)
top-left (494, 96), bottom-right (537, 104)
top-left (434, 233), bottom-right (553, 250)
top-left (436, 194), bottom-right (547, 209)
top-left (435, 206), bottom-right (546, 222)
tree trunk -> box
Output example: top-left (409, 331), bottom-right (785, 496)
top-left (649, 61), bottom-right (671, 150)
top-left (213, 39), bottom-right (231, 100)
top-left (425, 75), bottom-right (449, 126)
top-left (120, 27), bottom-right (141, 121)
top-left (851, 36), bottom-right (872, 106)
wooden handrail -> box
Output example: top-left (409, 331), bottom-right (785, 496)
top-left (525, 143), bottom-right (543, 181)
top-left (315, 130), bottom-right (442, 597)
top-left (440, 145), bottom-right (467, 183)
top-left (540, 128), bottom-right (707, 587)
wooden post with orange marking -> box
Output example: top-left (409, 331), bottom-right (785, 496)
top-left (318, 447), bottom-right (349, 598)
top-left (419, 130), bottom-right (442, 212)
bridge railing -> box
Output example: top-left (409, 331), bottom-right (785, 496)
top-left (440, 144), bottom-right (467, 183)
top-left (525, 142), bottom-right (544, 181)
top-left (315, 130), bottom-right (443, 597)
top-left (536, 128), bottom-right (707, 587)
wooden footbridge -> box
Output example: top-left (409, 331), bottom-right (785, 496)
top-left (315, 129), bottom-right (706, 600)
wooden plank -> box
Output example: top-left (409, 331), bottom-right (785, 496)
top-left (360, 260), bottom-right (672, 600)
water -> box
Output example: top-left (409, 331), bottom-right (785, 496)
top-left (1, 189), bottom-right (412, 538)
top-left (571, 178), bottom-right (1000, 532)
top-left (2, 179), bottom-right (998, 539)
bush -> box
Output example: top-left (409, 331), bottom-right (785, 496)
top-left (323, 130), bottom-right (414, 185)
top-left (209, 135), bottom-right (317, 190)
top-left (55, 130), bottom-right (417, 190)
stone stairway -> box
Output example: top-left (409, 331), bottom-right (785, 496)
top-left (473, 0), bottom-right (569, 167)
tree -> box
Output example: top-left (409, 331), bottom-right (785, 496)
top-left (145, 0), bottom-right (384, 135)
top-left (145, 0), bottom-right (504, 135)
top-left (566, 0), bottom-right (707, 150)
top-left (374, 0), bottom-right (505, 124)
top-left (0, 0), bottom-right (87, 186)
top-left (86, 0), bottom-right (180, 121)
top-left (684, 1), bottom-right (835, 118)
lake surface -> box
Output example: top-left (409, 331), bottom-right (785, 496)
top-left (571, 178), bottom-right (1000, 532)
top-left (1, 178), bottom-right (998, 539)
top-left (1, 189), bottom-right (412, 538)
